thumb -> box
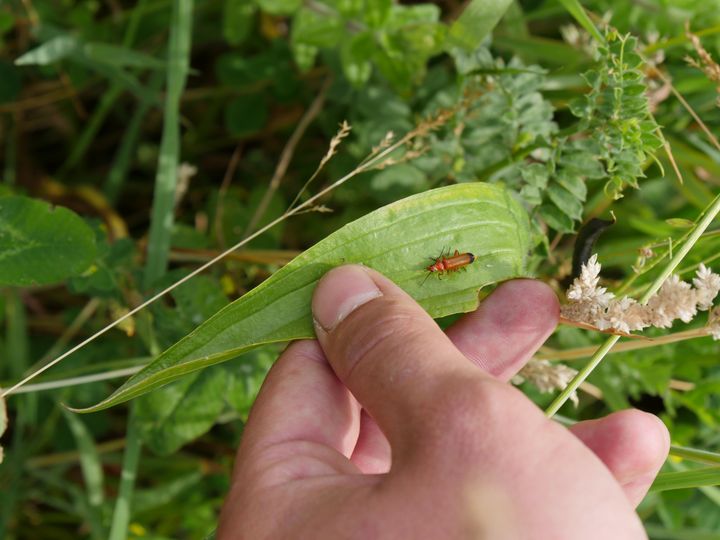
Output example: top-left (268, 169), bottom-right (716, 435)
top-left (312, 265), bottom-right (483, 455)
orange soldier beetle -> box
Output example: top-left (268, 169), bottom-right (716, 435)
top-left (422, 248), bottom-right (475, 284)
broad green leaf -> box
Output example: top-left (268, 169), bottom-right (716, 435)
top-left (651, 467), bottom-right (720, 493)
top-left (136, 366), bottom-right (228, 455)
top-left (447, 0), bottom-right (513, 51)
top-left (74, 183), bottom-right (530, 413)
top-left (0, 196), bottom-right (97, 286)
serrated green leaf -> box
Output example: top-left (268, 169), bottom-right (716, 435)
top-left (539, 203), bottom-right (575, 233)
top-left (447, 0), bottom-right (513, 51)
top-left (0, 196), bottom-right (97, 286)
top-left (547, 184), bottom-right (583, 221)
top-left (73, 183), bottom-right (530, 413)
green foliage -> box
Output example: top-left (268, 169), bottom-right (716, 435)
top-left (570, 30), bottom-right (663, 199)
top-left (0, 196), bottom-right (97, 286)
top-left (2, 0), bottom-right (720, 536)
top-left (75, 183), bottom-right (530, 412)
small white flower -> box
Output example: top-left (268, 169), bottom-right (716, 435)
top-left (515, 359), bottom-right (579, 405)
top-left (707, 306), bottom-right (720, 340)
top-left (693, 264), bottom-right (720, 311)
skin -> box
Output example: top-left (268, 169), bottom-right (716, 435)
top-left (218, 265), bottom-right (670, 539)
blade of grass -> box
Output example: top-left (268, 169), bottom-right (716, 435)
top-left (105, 71), bottom-right (164, 204)
top-left (63, 0), bottom-right (151, 182)
top-left (143, 0), bottom-right (194, 289)
top-left (670, 446), bottom-right (720, 466)
top-left (62, 409), bottom-right (106, 540)
top-left (59, 85), bottom-right (123, 176)
top-left (108, 405), bottom-right (142, 540)
top-left (555, 0), bottom-right (605, 44)
top-left (545, 191), bottom-right (720, 416)
top-left (651, 467), bottom-right (720, 493)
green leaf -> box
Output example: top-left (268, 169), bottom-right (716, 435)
top-left (132, 471), bottom-right (203, 513)
top-left (546, 183), bottom-right (583, 221)
top-left (651, 467), bottom-right (720, 492)
top-left (0, 196), bottom-right (97, 286)
top-left (82, 42), bottom-right (165, 70)
top-left (223, 0), bottom-right (255, 46)
top-left (14, 35), bottom-right (79, 65)
top-left (136, 366), bottom-right (228, 455)
top-left (666, 218), bottom-right (695, 229)
top-left (539, 203), bottom-right (575, 233)
top-left (364, 0), bottom-right (392, 28)
top-left (292, 7), bottom-right (344, 48)
top-left (341, 32), bottom-right (374, 87)
top-left (447, 0), bottom-right (513, 51)
top-left (73, 183), bottom-right (530, 412)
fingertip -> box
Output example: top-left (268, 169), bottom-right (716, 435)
top-left (312, 265), bottom-right (383, 333)
top-left (446, 279), bottom-right (559, 380)
top-left (490, 279), bottom-right (560, 331)
top-left (571, 409), bottom-right (670, 505)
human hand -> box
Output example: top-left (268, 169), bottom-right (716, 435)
top-left (218, 265), bottom-right (669, 539)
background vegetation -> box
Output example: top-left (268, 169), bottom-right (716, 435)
top-left (1, 0), bottom-right (720, 538)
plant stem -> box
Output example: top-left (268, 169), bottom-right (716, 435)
top-left (108, 405), bottom-right (142, 540)
top-left (545, 191), bottom-right (720, 417)
top-left (143, 0), bottom-right (194, 289)
top-left (537, 327), bottom-right (711, 361)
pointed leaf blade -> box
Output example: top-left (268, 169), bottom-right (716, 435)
top-left (73, 183), bottom-right (530, 413)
